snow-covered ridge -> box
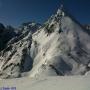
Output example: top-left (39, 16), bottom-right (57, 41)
top-left (0, 22), bottom-right (40, 78)
top-left (0, 6), bottom-right (90, 79)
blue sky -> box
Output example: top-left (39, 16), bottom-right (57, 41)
top-left (0, 0), bottom-right (90, 27)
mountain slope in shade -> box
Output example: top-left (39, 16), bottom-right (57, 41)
top-left (0, 6), bottom-right (90, 79)
top-left (0, 24), bottom-right (17, 51)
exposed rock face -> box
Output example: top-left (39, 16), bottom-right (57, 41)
top-left (0, 7), bottom-right (90, 79)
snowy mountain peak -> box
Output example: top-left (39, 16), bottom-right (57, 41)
top-left (0, 6), bottom-right (90, 79)
top-left (56, 4), bottom-right (65, 17)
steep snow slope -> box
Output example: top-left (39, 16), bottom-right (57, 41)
top-left (29, 7), bottom-right (90, 77)
top-left (0, 76), bottom-right (90, 90)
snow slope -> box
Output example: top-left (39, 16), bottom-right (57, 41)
top-left (0, 76), bottom-right (90, 90)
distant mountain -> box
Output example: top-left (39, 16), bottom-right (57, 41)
top-left (0, 6), bottom-right (90, 79)
top-left (29, 6), bottom-right (90, 77)
top-left (0, 23), bottom-right (17, 51)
